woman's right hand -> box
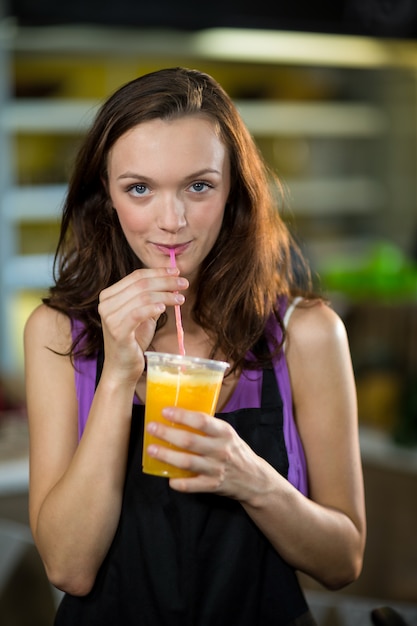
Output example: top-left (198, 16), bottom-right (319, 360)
top-left (98, 267), bottom-right (188, 384)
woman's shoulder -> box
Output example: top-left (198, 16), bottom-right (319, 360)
top-left (286, 298), bottom-right (348, 357)
top-left (24, 303), bottom-right (72, 354)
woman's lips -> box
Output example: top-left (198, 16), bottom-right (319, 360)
top-left (154, 242), bottom-right (190, 256)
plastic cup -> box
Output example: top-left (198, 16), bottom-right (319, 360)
top-left (142, 351), bottom-right (229, 478)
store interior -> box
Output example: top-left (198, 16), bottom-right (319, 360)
top-left (1, 2), bottom-right (417, 625)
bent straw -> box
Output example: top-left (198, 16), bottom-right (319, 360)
top-left (169, 248), bottom-right (186, 356)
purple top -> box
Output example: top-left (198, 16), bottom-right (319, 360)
top-left (71, 311), bottom-right (308, 496)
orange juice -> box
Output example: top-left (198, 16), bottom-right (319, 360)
top-left (142, 352), bottom-right (229, 477)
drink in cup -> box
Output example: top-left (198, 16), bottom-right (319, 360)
top-left (142, 352), bottom-right (229, 478)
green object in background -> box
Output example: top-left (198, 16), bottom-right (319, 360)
top-left (321, 241), bottom-right (417, 301)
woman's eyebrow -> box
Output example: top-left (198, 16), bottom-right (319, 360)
top-left (117, 168), bottom-right (222, 181)
top-left (117, 171), bottom-right (147, 180)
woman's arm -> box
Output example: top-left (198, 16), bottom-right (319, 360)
top-left (25, 268), bottom-right (188, 596)
top-left (146, 301), bottom-right (366, 589)
top-left (25, 305), bottom-right (135, 596)
top-left (239, 303), bottom-right (366, 588)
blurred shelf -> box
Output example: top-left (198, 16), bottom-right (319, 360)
top-left (235, 101), bottom-right (388, 137)
top-left (0, 457), bottom-right (28, 495)
top-left (0, 98), bottom-right (388, 137)
top-left (4, 24), bottom-right (417, 70)
top-left (287, 177), bottom-right (386, 214)
top-left (2, 185), bottom-right (65, 221)
top-left (2, 254), bottom-right (54, 290)
top-left (0, 99), bottom-right (98, 133)
top-left (360, 426), bottom-right (417, 474)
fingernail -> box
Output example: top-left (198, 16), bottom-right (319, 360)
top-left (148, 445), bottom-right (158, 456)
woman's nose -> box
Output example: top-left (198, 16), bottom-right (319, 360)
top-left (157, 194), bottom-right (187, 232)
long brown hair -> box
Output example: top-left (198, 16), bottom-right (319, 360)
top-left (44, 67), bottom-right (313, 369)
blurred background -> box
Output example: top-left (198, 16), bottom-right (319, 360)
top-left (1, 1), bottom-right (417, 624)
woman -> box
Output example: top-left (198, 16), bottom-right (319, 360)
top-left (24, 67), bottom-right (366, 625)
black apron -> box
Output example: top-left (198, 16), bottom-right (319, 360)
top-left (55, 349), bottom-right (316, 626)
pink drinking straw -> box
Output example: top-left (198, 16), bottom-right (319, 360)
top-left (169, 248), bottom-right (186, 356)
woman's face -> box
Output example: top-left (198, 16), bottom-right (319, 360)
top-left (107, 115), bottom-right (231, 284)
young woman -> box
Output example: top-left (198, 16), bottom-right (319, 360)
top-left (24, 67), bottom-right (366, 625)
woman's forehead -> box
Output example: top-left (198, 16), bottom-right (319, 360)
top-left (107, 116), bottom-right (230, 180)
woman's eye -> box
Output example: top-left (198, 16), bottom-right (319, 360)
top-left (190, 181), bottom-right (211, 193)
top-left (128, 184), bottom-right (149, 196)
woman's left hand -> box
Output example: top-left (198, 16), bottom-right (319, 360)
top-left (146, 408), bottom-right (264, 500)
